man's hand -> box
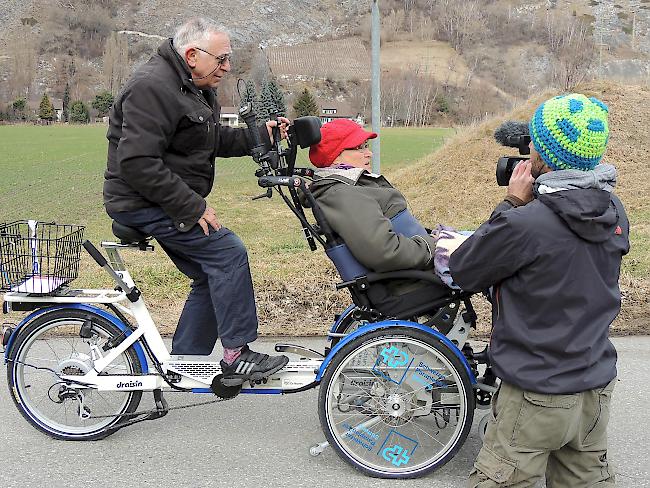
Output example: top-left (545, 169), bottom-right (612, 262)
top-left (198, 206), bottom-right (221, 236)
top-left (266, 116), bottom-right (290, 143)
top-left (507, 160), bottom-right (534, 205)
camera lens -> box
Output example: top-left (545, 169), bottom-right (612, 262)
top-left (496, 157), bottom-right (527, 186)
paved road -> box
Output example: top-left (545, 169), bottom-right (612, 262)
top-left (1, 336), bottom-right (649, 488)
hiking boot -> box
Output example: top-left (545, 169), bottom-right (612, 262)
top-left (219, 346), bottom-right (289, 386)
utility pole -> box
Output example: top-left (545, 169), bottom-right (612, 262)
top-left (597, 32), bottom-right (607, 78)
top-left (631, 10), bottom-right (637, 50)
top-left (371, 0), bottom-right (381, 174)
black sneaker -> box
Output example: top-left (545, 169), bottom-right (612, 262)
top-left (220, 346), bottom-right (289, 386)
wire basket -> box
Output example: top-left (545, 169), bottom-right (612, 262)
top-left (0, 221), bottom-right (85, 294)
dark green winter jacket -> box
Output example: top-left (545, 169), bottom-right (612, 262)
top-left (308, 167), bottom-right (437, 272)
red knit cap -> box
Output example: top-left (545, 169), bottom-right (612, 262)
top-left (309, 119), bottom-right (378, 168)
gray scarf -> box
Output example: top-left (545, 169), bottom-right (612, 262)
top-left (534, 163), bottom-right (617, 196)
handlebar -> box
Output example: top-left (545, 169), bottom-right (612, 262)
top-left (258, 176), bottom-right (303, 188)
top-left (83, 240), bottom-right (107, 267)
top-left (83, 240), bottom-right (141, 302)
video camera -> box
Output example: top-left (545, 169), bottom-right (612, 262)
top-left (494, 121), bottom-right (531, 186)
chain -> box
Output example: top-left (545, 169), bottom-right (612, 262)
top-left (87, 395), bottom-right (234, 419)
top-left (6, 357), bottom-right (236, 420)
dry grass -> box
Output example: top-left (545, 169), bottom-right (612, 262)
top-left (390, 80), bottom-right (650, 334)
top-left (265, 37), bottom-right (370, 81)
top-left (380, 39), bottom-right (510, 98)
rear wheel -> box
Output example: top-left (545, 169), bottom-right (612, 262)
top-left (7, 309), bottom-right (143, 440)
top-left (318, 327), bottom-right (474, 478)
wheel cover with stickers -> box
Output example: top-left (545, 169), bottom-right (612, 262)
top-left (322, 333), bottom-right (473, 477)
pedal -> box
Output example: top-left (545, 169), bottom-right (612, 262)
top-left (274, 343), bottom-right (324, 359)
top-left (211, 374), bottom-right (242, 399)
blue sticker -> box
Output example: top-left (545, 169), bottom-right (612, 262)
top-left (382, 445), bottom-right (411, 466)
top-left (379, 430), bottom-right (419, 467)
top-left (372, 346), bottom-right (414, 385)
top-left (412, 361), bottom-right (447, 391)
top-left (380, 346), bottom-right (410, 367)
top-left (342, 422), bottom-right (380, 452)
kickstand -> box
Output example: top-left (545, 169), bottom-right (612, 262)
top-left (309, 440), bottom-right (330, 456)
top-left (153, 389), bottom-right (169, 418)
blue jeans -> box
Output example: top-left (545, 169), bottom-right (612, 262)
top-left (108, 207), bottom-right (259, 354)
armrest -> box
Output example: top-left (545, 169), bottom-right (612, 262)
top-left (335, 269), bottom-right (446, 290)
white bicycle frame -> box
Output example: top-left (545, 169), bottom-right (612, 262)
top-left (3, 241), bottom-right (323, 395)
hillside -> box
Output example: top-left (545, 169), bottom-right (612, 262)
top-left (390, 80), bottom-right (650, 333)
top-left (0, 0), bottom-right (365, 49)
top-left (1, 0), bottom-right (649, 125)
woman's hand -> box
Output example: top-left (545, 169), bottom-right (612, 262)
top-left (266, 116), bottom-right (291, 143)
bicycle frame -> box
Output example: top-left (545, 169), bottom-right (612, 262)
top-left (3, 241), bottom-right (324, 395)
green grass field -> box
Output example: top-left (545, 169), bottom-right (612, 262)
top-left (0, 124), bottom-right (453, 234)
top-left (0, 124), bottom-right (454, 307)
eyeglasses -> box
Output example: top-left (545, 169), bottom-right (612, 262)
top-left (348, 142), bottom-right (370, 151)
top-left (194, 47), bottom-right (232, 66)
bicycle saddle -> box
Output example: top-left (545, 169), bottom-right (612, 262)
top-left (111, 221), bottom-right (151, 245)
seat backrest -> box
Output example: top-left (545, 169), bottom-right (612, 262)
top-left (325, 209), bottom-right (428, 282)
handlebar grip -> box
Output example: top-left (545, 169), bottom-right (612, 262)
top-left (239, 104), bottom-right (263, 150)
top-left (258, 176), bottom-right (302, 188)
top-left (83, 240), bottom-right (107, 267)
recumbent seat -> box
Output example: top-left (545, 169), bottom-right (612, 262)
top-left (325, 209), bottom-right (454, 318)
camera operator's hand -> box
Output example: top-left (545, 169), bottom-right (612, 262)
top-left (266, 117), bottom-right (290, 143)
top-left (198, 205), bottom-right (222, 236)
top-left (507, 160), bottom-right (534, 205)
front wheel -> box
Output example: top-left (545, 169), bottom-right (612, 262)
top-left (318, 327), bottom-right (475, 478)
top-left (6, 309), bottom-right (143, 440)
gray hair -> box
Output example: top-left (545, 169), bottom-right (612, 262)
top-left (173, 17), bottom-right (229, 55)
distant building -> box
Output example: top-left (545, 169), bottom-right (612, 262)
top-left (220, 107), bottom-right (239, 127)
top-left (51, 98), bottom-right (63, 122)
top-left (319, 101), bottom-right (364, 125)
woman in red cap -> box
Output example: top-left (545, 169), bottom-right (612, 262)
top-left (307, 119), bottom-right (438, 274)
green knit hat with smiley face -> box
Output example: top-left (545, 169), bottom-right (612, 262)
top-left (529, 93), bottom-right (609, 171)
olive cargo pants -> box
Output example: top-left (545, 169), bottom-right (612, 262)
top-left (468, 379), bottom-right (616, 487)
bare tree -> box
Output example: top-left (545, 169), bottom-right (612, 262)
top-left (380, 69), bottom-right (441, 126)
top-left (432, 0), bottom-right (487, 54)
top-left (9, 26), bottom-right (37, 100)
top-left (544, 14), bottom-right (596, 90)
top-left (103, 31), bottom-right (129, 96)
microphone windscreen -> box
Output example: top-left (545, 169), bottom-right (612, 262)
top-left (494, 121), bottom-right (529, 146)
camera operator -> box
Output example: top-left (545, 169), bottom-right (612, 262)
top-left (103, 17), bottom-right (289, 385)
top-left (449, 94), bottom-right (629, 487)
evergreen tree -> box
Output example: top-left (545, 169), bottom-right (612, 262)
top-left (38, 93), bottom-right (55, 121)
top-left (258, 81), bottom-right (274, 123)
top-left (91, 90), bottom-right (114, 117)
top-left (292, 88), bottom-right (319, 117)
top-left (62, 84), bottom-right (70, 123)
top-left (12, 97), bottom-right (26, 120)
top-left (268, 79), bottom-right (287, 118)
top-left (69, 101), bottom-right (90, 123)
